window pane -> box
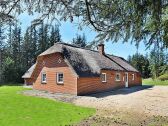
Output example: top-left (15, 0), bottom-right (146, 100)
top-left (59, 74), bottom-right (63, 81)
top-left (42, 73), bottom-right (46, 83)
top-left (44, 75), bottom-right (46, 81)
top-left (116, 73), bottom-right (120, 81)
top-left (57, 73), bottom-right (63, 83)
top-left (101, 73), bottom-right (106, 82)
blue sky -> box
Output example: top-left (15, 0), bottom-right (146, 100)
top-left (19, 13), bottom-right (150, 59)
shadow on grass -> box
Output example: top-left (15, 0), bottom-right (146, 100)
top-left (0, 83), bottom-right (23, 87)
top-left (86, 85), bottom-right (154, 98)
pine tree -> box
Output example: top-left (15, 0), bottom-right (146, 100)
top-left (43, 24), bottom-right (50, 49)
top-left (11, 23), bottom-right (22, 64)
top-left (49, 25), bottom-right (61, 46)
top-left (37, 23), bottom-right (44, 54)
top-left (0, 23), bottom-right (5, 83)
top-left (22, 29), bottom-right (32, 69)
top-left (30, 27), bottom-right (38, 63)
top-left (128, 53), bottom-right (151, 78)
top-left (8, 22), bottom-right (23, 82)
top-left (72, 34), bottom-right (87, 48)
top-left (149, 44), bottom-right (168, 78)
top-left (37, 23), bottom-right (58, 54)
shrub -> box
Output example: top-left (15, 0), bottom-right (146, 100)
top-left (158, 74), bottom-right (168, 81)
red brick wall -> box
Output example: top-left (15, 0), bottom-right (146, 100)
top-left (24, 78), bottom-right (33, 85)
top-left (128, 72), bottom-right (142, 87)
top-left (26, 52), bottom-right (142, 95)
top-left (77, 70), bottom-right (141, 95)
top-left (32, 53), bottom-right (78, 94)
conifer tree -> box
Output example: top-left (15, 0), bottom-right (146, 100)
top-left (0, 23), bottom-right (5, 83)
top-left (9, 22), bottom-right (23, 82)
top-left (49, 25), bottom-right (61, 46)
top-left (72, 34), bottom-right (87, 48)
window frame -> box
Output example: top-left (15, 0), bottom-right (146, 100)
top-left (115, 73), bottom-right (121, 81)
top-left (41, 72), bottom-right (47, 84)
top-left (57, 73), bottom-right (64, 84)
top-left (101, 73), bottom-right (107, 83)
top-left (132, 74), bottom-right (135, 81)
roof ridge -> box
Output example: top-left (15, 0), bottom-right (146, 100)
top-left (55, 42), bottom-right (121, 57)
top-left (107, 54), bottom-right (122, 59)
top-left (55, 42), bottom-right (99, 53)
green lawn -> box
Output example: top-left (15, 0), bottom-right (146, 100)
top-left (0, 86), bottom-right (95, 126)
top-left (143, 78), bottom-right (168, 86)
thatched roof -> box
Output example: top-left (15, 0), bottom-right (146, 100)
top-left (22, 43), bottom-right (139, 78)
top-left (22, 63), bottom-right (36, 78)
top-left (107, 55), bottom-right (139, 72)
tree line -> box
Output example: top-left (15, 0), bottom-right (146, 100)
top-left (1, 20), bottom-right (167, 83)
top-left (0, 21), bottom-right (88, 84)
top-left (128, 47), bottom-right (168, 79)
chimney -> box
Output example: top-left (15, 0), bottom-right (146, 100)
top-left (97, 43), bottom-right (105, 55)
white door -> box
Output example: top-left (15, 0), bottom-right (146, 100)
top-left (125, 72), bottom-right (128, 87)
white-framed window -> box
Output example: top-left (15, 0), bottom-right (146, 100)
top-left (132, 74), bottom-right (135, 81)
top-left (41, 72), bottom-right (47, 83)
top-left (57, 73), bottom-right (64, 84)
top-left (115, 73), bottom-right (121, 81)
top-left (101, 73), bottom-right (107, 82)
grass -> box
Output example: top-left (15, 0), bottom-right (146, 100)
top-left (0, 86), bottom-right (95, 126)
top-left (143, 78), bottom-right (168, 86)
